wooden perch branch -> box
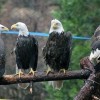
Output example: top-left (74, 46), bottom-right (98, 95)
top-left (75, 72), bottom-right (100, 100)
top-left (74, 57), bottom-right (100, 100)
top-left (74, 73), bottom-right (96, 100)
top-left (0, 70), bottom-right (90, 85)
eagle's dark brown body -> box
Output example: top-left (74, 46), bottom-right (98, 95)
top-left (43, 32), bottom-right (72, 71)
top-left (90, 26), bottom-right (100, 69)
top-left (15, 35), bottom-right (38, 70)
top-left (0, 38), bottom-right (5, 77)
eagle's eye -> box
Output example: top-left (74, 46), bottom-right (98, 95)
top-left (1, 26), bottom-right (4, 29)
top-left (56, 23), bottom-right (61, 27)
top-left (56, 23), bottom-right (59, 25)
top-left (98, 57), bottom-right (100, 60)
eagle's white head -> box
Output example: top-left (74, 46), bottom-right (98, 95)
top-left (0, 24), bottom-right (9, 33)
top-left (11, 22), bottom-right (29, 36)
top-left (49, 19), bottom-right (64, 34)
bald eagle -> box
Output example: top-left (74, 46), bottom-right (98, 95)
top-left (43, 19), bottom-right (72, 90)
top-left (0, 24), bottom-right (9, 77)
top-left (89, 26), bottom-right (100, 70)
top-left (11, 22), bottom-right (38, 92)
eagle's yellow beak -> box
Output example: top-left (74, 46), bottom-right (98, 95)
top-left (11, 24), bottom-right (17, 29)
top-left (3, 27), bottom-right (9, 31)
top-left (52, 22), bottom-right (58, 29)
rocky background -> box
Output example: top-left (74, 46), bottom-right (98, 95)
top-left (0, 0), bottom-right (59, 99)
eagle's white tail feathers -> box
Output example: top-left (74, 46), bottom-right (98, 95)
top-left (49, 81), bottom-right (63, 90)
top-left (16, 65), bottom-right (29, 89)
top-left (18, 83), bottom-right (29, 89)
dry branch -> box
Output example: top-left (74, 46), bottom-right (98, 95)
top-left (0, 70), bottom-right (90, 85)
top-left (74, 73), bottom-right (96, 100)
top-left (74, 57), bottom-right (100, 100)
top-left (74, 72), bottom-right (100, 100)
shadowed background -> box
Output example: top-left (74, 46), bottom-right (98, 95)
top-left (0, 0), bottom-right (55, 99)
top-left (0, 0), bottom-right (100, 100)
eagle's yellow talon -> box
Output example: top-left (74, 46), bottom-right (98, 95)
top-left (59, 69), bottom-right (66, 74)
top-left (46, 67), bottom-right (52, 75)
top-left (29, 68), bottom-right (36, 76)
top-left (15, 69), bottom-right (24, 78)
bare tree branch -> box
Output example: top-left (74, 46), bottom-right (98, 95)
top-left (74, 73), bottom-right (96, 100)
top-left (74, 57), bottom-right (100, 100)
top-left (74, 72), bottom-right (100, 100)
top-left (0, 70), bottom-right (90, 85)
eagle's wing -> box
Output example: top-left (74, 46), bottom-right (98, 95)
top-left (0, 38), bottom-right (5, 77)
top-left (89, 26), bottom-right (100, 63)
top-left (59, 32), bottom-right (72, 70)
top-left (25, 35), bottom-right (38, 71)
top-left (42, 32), bottom-right (60, 66)
top-left (91, 26), bottom-right (100, 46)
top-left (64, 31), bottom-right (72, 49)
top-left (32, 36), bottom-right (38, 70)
top-left (89, 40), bottom-right (100, 65)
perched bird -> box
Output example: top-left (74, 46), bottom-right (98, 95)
top-left (0, 24), bottom-right (9, 77)
top-left (11, 22), bottom-right (38, 93)
top-left (89, 26), bottom-right (100, 66)
top-left (43, 19), bottom-right (72, 90)
top-left (91, 25), bottom-right (100, 45)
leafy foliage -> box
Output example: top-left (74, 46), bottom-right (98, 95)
top-left (45, 0), bottom-right (100, 99)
